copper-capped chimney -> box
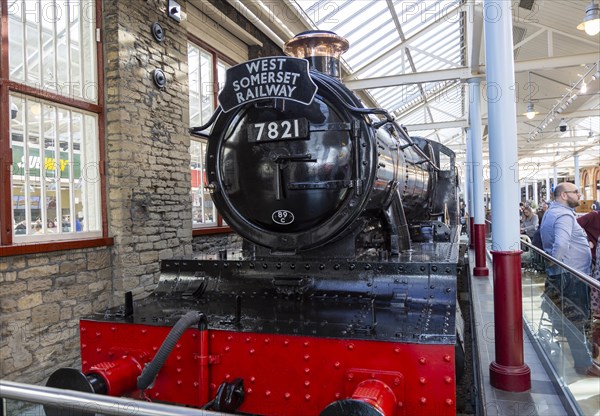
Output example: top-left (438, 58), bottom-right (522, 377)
top-left (284, 31), bottom-right (349, 79)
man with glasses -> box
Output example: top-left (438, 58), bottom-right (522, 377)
top-left (539, 182), bottom-right (598, 376)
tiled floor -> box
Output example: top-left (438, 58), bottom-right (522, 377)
top-left (469, 249), bottom-right (574, 416)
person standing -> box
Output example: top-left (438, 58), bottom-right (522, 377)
top-left (540, 182), bottom-right (598, 376)
top-left (521, 206), bottom-right (539, 239)
top-left (577, 210), bottom-right (600, 370)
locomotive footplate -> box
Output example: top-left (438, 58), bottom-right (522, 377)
top-left (88, 242), bottom-right (459, 345)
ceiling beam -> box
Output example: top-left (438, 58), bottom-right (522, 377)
top-left (345, 67), bottom-right (474, 90)
top-left (344, 53), bottom-right (600, 90)
top-left (404, 119), bottom-right (468, 131)
top-left (515, 53), bottom-right (600, 73)
top-left (467, 2), bottom-right (484, 74)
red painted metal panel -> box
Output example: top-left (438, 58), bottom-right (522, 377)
top-left (81, 320), bottom-right (456, 415)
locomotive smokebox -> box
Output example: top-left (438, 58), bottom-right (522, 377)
top-left (284, 30), bottom-right (349, 78)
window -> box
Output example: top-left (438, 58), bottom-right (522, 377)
top-left (1, 0), bottom-right (103, 246)
top-left (188, 41), bottom-right (231, 231)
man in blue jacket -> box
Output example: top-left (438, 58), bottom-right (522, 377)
top-left (540, 182), bottom-right (598, 377)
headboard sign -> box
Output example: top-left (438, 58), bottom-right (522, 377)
top-left (218, 57), bottom-right (317, 113)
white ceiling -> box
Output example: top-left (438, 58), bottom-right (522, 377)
top-left (223, 0), bottom-right (600, 182)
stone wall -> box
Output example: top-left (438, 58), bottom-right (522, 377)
top-left (103, 0), bottom-right (193, 301)
top-left (192, 233), bottom-right (243, 254)
top-left (0, 248), bottom-right (112, 386)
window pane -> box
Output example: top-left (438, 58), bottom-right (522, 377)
top-left (190, 140), bottom-right (216, 227)
top-left (188, 44), bottom-right (213, 127)
top-left (10, 95), bottom-right (101, 241)
top-left (8, 0), bottom-right (97, 103)
top-left (217, 60), bottom-right (230, 93)
top-left (8, 1), bottom-right (24, 80)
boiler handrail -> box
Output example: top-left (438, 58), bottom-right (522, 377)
top-left (0, 380), bottom-right (224, 416)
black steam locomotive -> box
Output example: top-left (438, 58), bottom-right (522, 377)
top-left (47, 31), bottom-right (464, 416)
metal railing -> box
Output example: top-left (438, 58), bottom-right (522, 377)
top-left (0, 380), bottom-right (225, 416)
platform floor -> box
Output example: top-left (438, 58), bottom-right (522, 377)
top-left (469, 248), bottom-right (600, 415)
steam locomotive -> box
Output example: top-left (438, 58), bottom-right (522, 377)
top-left (47, 31), bottom-right (465, 416)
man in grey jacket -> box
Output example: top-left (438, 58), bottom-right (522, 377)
top-left (540, 182), bottom-right (598, 376)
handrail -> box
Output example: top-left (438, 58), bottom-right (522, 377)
top-left (520, 238), bottom-right (600, 290)
top-left (0, 380), bottom-right (225, 416)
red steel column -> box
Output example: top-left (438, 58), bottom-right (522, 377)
top-left (473, 224), bottom-right (488, 276)
top-left (489, 251), bottom-right (531, 391)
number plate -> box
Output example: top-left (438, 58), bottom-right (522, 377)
top-left (247, 118), bottom-right (308, 142)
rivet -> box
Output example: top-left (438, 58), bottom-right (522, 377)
top-left (96, 348), bottom-right (101, 353)
top-left (225, 346), bottom-right (230, 352)
top-left (347, 373), bottom-right (354, 381)
top-left (394, 347), bottom-right (400, 354)
top-left (304, 380), bottom-right (311, 387)
top-left (444, 376), bottom-right (452, 384)
top-left (82, 344), bottom-right (87, 349)
top-left (176, 344), bottom-right (181, 349)
top-left (397, 401), bottom-right (403, 408)
top-left (227, 335), bottom-right (233, 341)
top-left (304, 341), bottom-right (310, 347)
top-left (245, 337), bottom-right (251, 343)
top-left (304, 354), bottom-right (310, 361)
top-left (177, 380), bottom-right (182, 385)
top-left (176, 368), bottom-right (182, 373)
top-left (152, 346), bottom-right (158, 352)
top-left (419, 357), bottom-right (427, 365)
top-left (95, 332), bottom-right (101, 337)
top-left (419, 377), bottom-right (426, 385)
top-left (247, 388), bottom-right (253, 394)
top-left (192, 333), bottom-right (197, 338)
top-left (211, 334), bottom-right (216, 339)
top-left (446, 399), bottom-right (453, 406)
top-left (210, 383), bottom-right (216, 390)
top-left (193, 382), bottom-right (199, 388)
top-left (335, 392), bottom-right (342, 399)
top-left (304, 368), bottom-right (310, 374)
top-left (225, 374), bottom-right (231, 380)
top-left (334, 361), bottom-right (341, 369)
top-left (176, 355), bottom-right (181, 361)
top-left (305, 394), bottom-right (311, 401)
top-left (265, 390), bottom-right (271, 397)
top-left (249, 348), bottom-right (255, 355)
top-left (394, 377), bottom-right (400, 386)
top-left (420, 397), bottom-right (427, 405)
top-left (284, 340), bottom-right (289, 346)
top-left (443, 355), bottom-right (451, 362)
top-left (347, 343), bottom-right (354, 350)
top-left (111, 327), bottom-right (116, 332)
top-left (284, 392), bottom-right (291, 400)
top-left (250, 376), bottom-right (256, 383)
top-left (141, 329), bottom-right (147, 335)
top-left (264, 338), bottom-right (270, 344)
top-left (154, 392), bottom-right (160, 398)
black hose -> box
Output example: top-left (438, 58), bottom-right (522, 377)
top-left (137, 311), bottom-right (205, 390)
